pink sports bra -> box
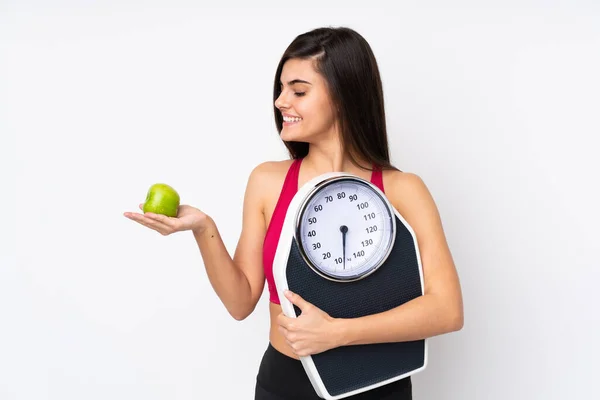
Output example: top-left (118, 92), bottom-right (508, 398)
top-left (262, 158), bottom-right (386, 304)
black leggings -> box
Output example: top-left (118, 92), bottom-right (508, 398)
top-left (254, 343), bottom-right (412, 400)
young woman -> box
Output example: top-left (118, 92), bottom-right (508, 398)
top-left (124, 26), bottom-right (464, 400)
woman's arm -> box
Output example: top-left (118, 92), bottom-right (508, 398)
top-left (125, 162), bottom-right (274, 321)
top-left (336, 171), bottom-right (464, 344)
top-left (194, 163), bottom-right (270, 321)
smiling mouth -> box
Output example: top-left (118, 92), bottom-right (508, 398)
top-left (283, 115), bottom-right (302, 123)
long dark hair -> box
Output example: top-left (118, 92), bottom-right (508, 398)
top-left (273, 26), bottom-right (397, 171)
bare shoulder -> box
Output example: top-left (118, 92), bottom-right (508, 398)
top-left (382, 169), bottom-right (440, 224)
top-left (249, 159), bottom-right (295, 180)
top-left (246, 159), bottom-right (296, 211)
top-left (382, 169), bottom-right (431, 202)
top-left (247, 159), bottom-right (295, 189)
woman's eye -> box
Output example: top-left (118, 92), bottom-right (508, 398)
top-left (294, 92), bottom-right (306, 97)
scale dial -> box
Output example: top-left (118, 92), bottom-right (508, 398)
top-left (295, 176), bottom-right (396, 282)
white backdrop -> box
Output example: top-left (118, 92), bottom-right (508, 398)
top-left (3, 1), bottom-right (600, 399)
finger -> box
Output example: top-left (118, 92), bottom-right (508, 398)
top-left (288, 341), bottom-right (305, 355)
top-left (144, 212), bottom-right (176, 226)
top-left (277, 313), bottom-right (291, 328)
top-left (284, 290), bottom-right (312, 311)
top-left (139, 203), bottom-right (144, 210)
top-left (125, 213), bottom-right (173, 234)
top-left (144, 213), bottom-right (182, 233)
top-left (128, 215), bottom-right (160, 231)
top-left (288, 340), bottom-right (297, 352)
top-left (296, 348), bottom-right (310, 357)
top-left (283, 335), bottom-right (297, 349)
top-left (278, 325), bottom-right (288, 337)
top-left (279, 314), bottom-right (298, 331)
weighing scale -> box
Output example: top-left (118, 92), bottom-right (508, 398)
top-left (273, 172), bottom-right (428, 399)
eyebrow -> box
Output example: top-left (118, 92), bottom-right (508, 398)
top-left (280, 79), bottom-right (312, 86)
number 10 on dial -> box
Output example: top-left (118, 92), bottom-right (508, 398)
top-left (295, 176), bottom-right (397, 282)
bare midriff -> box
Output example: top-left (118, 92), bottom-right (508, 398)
top-left (268, 301), bottom-right (301, 360)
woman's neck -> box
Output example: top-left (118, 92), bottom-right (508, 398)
top-left (301, 143), bottom-right (370, 176)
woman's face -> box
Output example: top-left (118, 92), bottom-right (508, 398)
top-left (275, 58), bottom-right (338, 143)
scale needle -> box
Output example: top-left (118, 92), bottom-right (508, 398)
top-left (340, 225), bottom-right (348, 270)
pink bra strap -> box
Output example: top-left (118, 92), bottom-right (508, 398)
top-left (289, 158), bottom-right (302, 191)
top-left (371, 165), bottom-right (385, 193)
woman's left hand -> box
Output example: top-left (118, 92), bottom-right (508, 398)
top-left (277, 290), bottom-right (342, 357)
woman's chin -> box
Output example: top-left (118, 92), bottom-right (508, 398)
top-left (280, 131), bottom-right (303, 142)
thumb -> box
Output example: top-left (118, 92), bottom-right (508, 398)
top-left (139, 203), bottom-right (144, 211)
top-left (285, 290), bottom-right (311, 311)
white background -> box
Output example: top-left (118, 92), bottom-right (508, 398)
top-left (2, 1), bottom-right (600, 399)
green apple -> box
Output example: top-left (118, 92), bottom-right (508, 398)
top-left (143, 183), bottom-right (180, 217)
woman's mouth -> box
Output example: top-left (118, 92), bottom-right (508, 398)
top-left (283, 115), bottom-right (302, 126)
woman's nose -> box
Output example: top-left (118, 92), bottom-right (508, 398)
top-left (274, 92), bottom-right (289, 110)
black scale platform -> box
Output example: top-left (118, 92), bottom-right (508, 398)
top-left (284, 215), bottom-right (426, 398)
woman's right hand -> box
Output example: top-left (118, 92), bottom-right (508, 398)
top-left (123, 204), bottom-right (210, 236)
